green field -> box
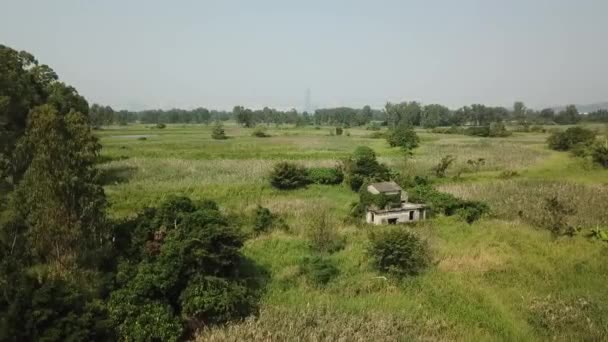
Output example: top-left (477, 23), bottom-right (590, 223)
top-left (97, 123), bottom-right (608, 341)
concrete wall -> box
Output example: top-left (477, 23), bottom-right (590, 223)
top-left (366, 209), bottom-right (425, 225)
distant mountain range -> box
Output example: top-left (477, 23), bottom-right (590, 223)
top-left (551, 102), bottom-right (608, 113)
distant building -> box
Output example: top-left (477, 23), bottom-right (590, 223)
top-left (365, 181), bottom-right (427, 225)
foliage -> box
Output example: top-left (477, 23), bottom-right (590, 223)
top-left (253, 205), bottom-right (273, 234)
top-left (432, 155), bottom-right (456, 178)
top-left (211, 121), bottom-right (227, 140)
top-left (252, 126), bottom-right (270, 138)
top-left (409, 184), bottom-right (488, 223)
top-left (269, 162), bottom-right (310, 190)
top-left (386, 124), bottom-right (420, 150)
top-left (335, 127), bottom-right (343, 136)
top-left (156, 123), bottom-right (166, 129)
top-left (108, 196), bottom-right (263, 340)
top-left (342, 146), bottom-right (390, 191)
top-left (588, 227), bottom-right (608, 242)
top-left (498, 170), bottom-right (519, 179)
top-left (367, 228), bottom-right (431, 278)
top-left (591, 142), bottom-right (608, 168)
top-left (538, 196), bottom-right (578, 237)
top-left (307, 167), bottom-right (343, 185)
top-left (299, 255), bottom-right (339, 286)
top-left (547, 127), bottom-right (596, 151)
top-left (307, 214), bottom-right (345, 254)
top-left (0, 272), bottom-right (113, 341)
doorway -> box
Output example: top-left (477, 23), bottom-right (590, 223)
top-left (388, 218), bottom-right (397, 224)
top-left (409, 211), bottom-right (414, 221)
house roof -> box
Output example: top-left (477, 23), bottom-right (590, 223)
top-left (368, 181), bottom-right (402, 193)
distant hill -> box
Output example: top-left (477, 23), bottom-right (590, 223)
top-left (551, 102), bottom-right (608, 114)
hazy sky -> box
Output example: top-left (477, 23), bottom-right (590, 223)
top-left (1, 0), bottom-right (607, 111)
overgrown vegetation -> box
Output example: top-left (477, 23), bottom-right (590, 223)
top-left (342, 146), bottom-right (390, 191)
top-left (547, 126), bottom-right (596, 151)
top-left (367, 228), bottom-right (431, 278)
top-left (269, 162), bottom-right (310, 190)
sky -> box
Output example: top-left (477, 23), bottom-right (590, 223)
top-left (1, 0), bottom-right (607, 111)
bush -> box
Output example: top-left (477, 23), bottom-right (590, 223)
top-left (253, 206), bottom-right (273, 234)
top-left (538, 196), bottom-right (577, 237)
top-left (547, 127), bottom-right (596, 151)
top-left (335, 127), bottom-right (343, 136)
top-left (137, 136), bottom-right (147, 141)
top-left (308, 167), bottom-right (343, 185)
top-left (432, 155), bottom-right (455, 178)
top-left (457, 201), bottom-right (490, 224)
top-left (498, 170), bottom-right (519, 179)
top-left (386, 124), bottom-right (419, 150)
top-left (308, 214), bottom-right (345, 254)
top-left (408, 184), bottom-right (489, 223)
top-left (269, 162), bottom-right (310, 190)
top-left (367, 131), bottom-right (385, 139)
top-left (211, 121), bottom-right (228, 140)
top-left (252, 126), bottom-right (270, 138)
top-left (530, 125), bottom-right (546, 133)
top-left (342, 146), bottom-right (390, 191)
top-left (591, 143), bottom-right (608, 168)
top-left (107, 197), bottom-right (263, 340)
top-left (299, 256), bottom-right (339, 286)
top-left (367, 228), bottom-right (431, 278)
top-left (156, 123), bottom-right (166, 129)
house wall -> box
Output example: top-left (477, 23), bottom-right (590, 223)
top-left (366, 209), bottom-right (426, 225)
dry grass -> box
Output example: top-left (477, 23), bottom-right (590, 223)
top-left (438, 180), bottom-right (608, 228)
top-left (197, 305), bottom-right (454, 342)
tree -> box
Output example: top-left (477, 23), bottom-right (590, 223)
top-left (555, 105), bottom-right (581, 125)
top-left (9, 105), bottom-right (108, 273)
top-left (269, 162), bottom-right (310, 190)
top-left (421, 104), bottom-right (450, 128)
top-left (386, 124), bottom-right (420, 151)
top-left (539, 108), bottom-right (556, 122)
top-left (513, 101), bottom-right (527, 123)
top-left (211, 121), bottom-right (227, 139)
top-left (234, 106), bottom-right (254, 127)
top-left (385, 101), bottom-right (422, 127)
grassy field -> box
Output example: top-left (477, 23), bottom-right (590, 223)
top-left (97, 123), bottom-right (608, 340)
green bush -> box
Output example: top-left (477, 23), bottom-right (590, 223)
top-left (211, 121), bottom-right (228, 140)
top-left (308, 214), bottom-right (345, 254)
top-left (269, 162), bottom-right (310, 190)
top-left (308, 167), bottom-right (344, 185)
top-left (299, 255), bottom-right (339, 286)
top-left (408, 184), bottom-right (489, 223)
top-left (156, 123), bottom-right (166, 129)
top-left (457, 201), bottom-right (490, 224)
top-left (335, 127), bottom-right (343, 136)
top-left (252, 126), bottom-right (270, 138)
top-left (342, 146), bottom-right (390, 191)
top-left (367, 228), bottom-right (431, 278)
top-left (253, 205), bottom-right (273, 234)
top-left (547, 127), bottom-right (596, 151)
top-left (591, 143), bottom-right (608, 168)
top-left (108, 197), bottom-right (263, 340)
top-left (386, 124), bottom-right (420, 150)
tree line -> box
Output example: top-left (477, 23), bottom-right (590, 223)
top-left (89, 100), bottom-right (608, 128)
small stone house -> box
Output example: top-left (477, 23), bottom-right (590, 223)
top-left (365, 181), bottom-right (426, 225)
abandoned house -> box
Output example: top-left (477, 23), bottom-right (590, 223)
top-left (365, 181), bottom-right (426, 225)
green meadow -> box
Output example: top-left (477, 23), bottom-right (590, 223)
top-left (97, 123), bottom-right (608, 341)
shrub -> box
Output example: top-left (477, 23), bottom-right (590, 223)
top-left (314, 126), bottom-right (321, 130)
top-left (457, 201), bottom-right (490, 224)
top-left (466, 158), bottom-right (486, 172)
top-left (591, 142), bottom-right (608, 168)
top-left (137, 136), bottom-right (147, 141)
top-left (488, 122), bottom-right (512, 137)
top-left (308, 167), bottom-right (343, 185)
top-left (335, 127), bottom-right (343, 136)
top-left (547, 127), bottom-right (596, 151)
top-left (530, 125), bottom-right (546, 133)
top-left (299, 255), bottom-right (339, 286)
top-left (308, 214), bottom-right (345, 254)
top-left (432, 155), bottom-right (455, 178)
top-left (211, 121), bottom-right (228, 140)
top-left (253, 206), bottom-right (273, 234)
top-left (408, 184), bottom-right (489, 223)
top-left (342, 146), bottom-right (390, 191)
top-left (252, 126), bottom-right (270, 138)
top-left (156, 123), bottom-right (166, 129)
top-left (108, 197), bottom-right (263, 340)
top-left (498, 170), bottom-right (519, 179)
top-left (269, 162), bottom-right (310, 190)
top-left (367, 228), bottom-right (431, 278)
top-left (538, 196), bottom-right (578, 237)
top-left (367, 131), bottom-right (385, 139)
top-left (386, 124), bottom-right (419, 150)
top-left (366, 122), bottom-right (381, 131)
